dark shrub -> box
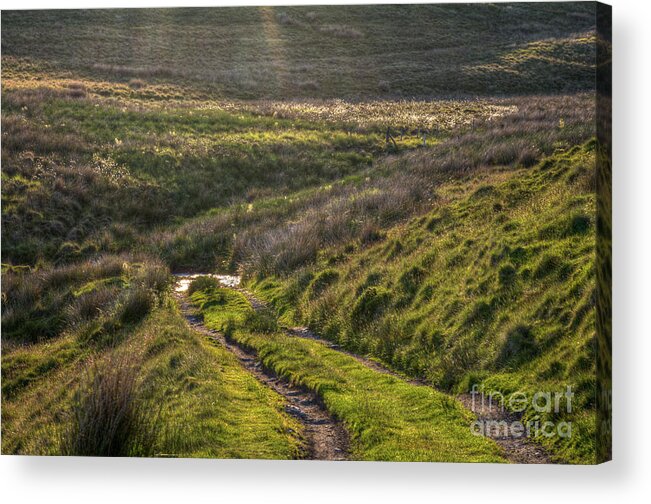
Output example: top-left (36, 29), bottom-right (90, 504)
top-left (438, 337), bottom-right (480, 390)
top-left (508, 246), bottom-right (528, 264)
top-left (568, 213), bottom-right (591, 235)
top-left (138, 265), bottom-right (170, 293)
top-left (61, 356), bottom-right (159, 456)
top-left (518, 146), bottom-right (540, 167)
top-left (539, 213), bottom-right (592, 240)
top-left (1, 271), bottom-right (68, 342)
top-left (67, 287), bottom-right (119, 326)
top-left (119, 288), bottom-right (153, 325)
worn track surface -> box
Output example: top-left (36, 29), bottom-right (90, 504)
top-left (456, 394), bottom-right (553, 464)
top-left (179, 275), bottom-right (551, 464)
top-left (174, 288), bottom-right (350, 461)
top-left (237, 286), bottom-right (552, 464)
top-left (286, 326), bottom-right (552, 463)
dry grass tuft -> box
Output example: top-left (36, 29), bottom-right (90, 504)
top-left (61, 354), bottom-right (160, 456)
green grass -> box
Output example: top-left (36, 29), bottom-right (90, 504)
top-left (194, 285), bottom-right (504, 462)
top-left (249, 143), bottom-right (599, 463)
top-left (2, 4), bottom-right (596, 98)
top-left (130, 306), bottom-right (303, 459)
top-left (7, 56), bottom-right (516, 268)
top-left (0, 64), bottom-right (385, 265)
top-left (190, 286), bottom-right (252, 331)
top-left (2, 297), bottom-right (302, 458)
top-left (1, 4), bottom-right (603, 462)
top-left (1, 53), bottom-right (593, 269)
top-left (1, 258), bottom-right (302, 458)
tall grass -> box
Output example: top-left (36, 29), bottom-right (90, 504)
top-left (1, 254), bottom-right (170, 344)
top-left (233, 172), bottom-right (427, 275)
top-left (61, 354), bottom-right (160, 456)
top-left (219, 94), bottom-right (596, 275)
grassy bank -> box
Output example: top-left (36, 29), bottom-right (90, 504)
top-left (249, 143), bottom-right (598, 463)
top-left (191, 284), bottom-right (504, 462)
top-left (1, 259), bottom-right (302, 457)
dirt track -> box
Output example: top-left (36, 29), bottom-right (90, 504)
top-left (235, 284), bottom-right (552, 464)
top-left (177, 274), bottom-right (552, 464)
top-left (174, 279), bottom-right (350, 461)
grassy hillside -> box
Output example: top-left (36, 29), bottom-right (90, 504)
top-left (191, 285), bottom-right (504, 462)
top-left (2, 4), bottom-right (603, 463)
top-left (2, 56), bottom-right (538, 268)
top-left (2, 4), bottom-right (597, 98)
top-left (0, 60), bottom-right (377, 265)
top-left (1, 257), bottom-right (302, 457)
top-left (250, 142), bottom-right (598, 463)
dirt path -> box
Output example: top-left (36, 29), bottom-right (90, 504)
top-left (173, 279), bottom-right (349, 461)
top-left (233, 286), bottom-right (420, 381)
top-left (286, 327), bottom-right (553, 463)
top-left (456, 394), bottom-right (552, 464)
top-left (234, 283), bottom-right (552, 464)
top-left (177, 273), bottom-right (551, 464)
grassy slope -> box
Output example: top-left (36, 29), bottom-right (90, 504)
top-left (192, 286), bottom-right (504, 463)
top-left (1, 3), bottom-right (598, 268)
top-left (2, 4), bottom-right (596, 98)
top-left (0, 60), bottom-right (381, 266)
top-left (251, 143), bottom-right (598, 463)
top-left (1, 260), bottom-right (302, 457)
top-left (1, 5), bottom-right (601, 461)
top-left (2, 57), bottom-right (531, 268)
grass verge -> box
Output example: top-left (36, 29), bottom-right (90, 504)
top-left (193, 286), bottom-right (504, 462)
top-left (2, 263), bottom-right (302, 458)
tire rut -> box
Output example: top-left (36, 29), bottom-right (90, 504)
top-left (237, 286), bottom-right (552, 464)
top-left (174, 287), bottom-right (350, 461)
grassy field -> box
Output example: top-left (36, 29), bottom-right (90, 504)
top-left (2, 4), bottom-right (604, 463)
top-left (2, 4), bottom-right (597, 98)
top-left (249, 142), bottom-right (598, 463)
top-left (1, 258), bottom-right (302, 457)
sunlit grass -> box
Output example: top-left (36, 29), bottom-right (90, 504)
top-left (193, 286), bottom-right (504, 462)
top-left (250, 143), bottom-right (598, 463)
top-left (2, 295), bottom-right (303, 458)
